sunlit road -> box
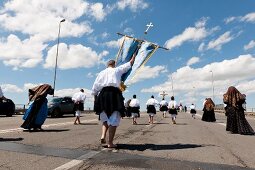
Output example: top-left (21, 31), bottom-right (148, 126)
top-left (0, 111), bottom-right (255, 170)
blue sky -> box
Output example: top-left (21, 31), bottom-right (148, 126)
top-left (1, 0), bottom-right (255, 110)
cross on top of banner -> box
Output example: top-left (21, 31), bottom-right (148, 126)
top-left (144, 22), bottom-right (153, 34)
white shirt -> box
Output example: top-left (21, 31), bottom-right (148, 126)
top-left (146, 98), bottom-right (159, 106)
top-left (160, 100), bottom-right (168, 106)
top-left (72, 91), bottom-right (86, 103)
top-left (168, 100), bottom-right (177, 109)
top-left (129, 98), bottom-right (140, 107)
top-left (91, 62), bottom-right (131, 95)
top-left (0, 86), bottom-right (3, 98)
top-left (190, 104), bottom-right (196, 109)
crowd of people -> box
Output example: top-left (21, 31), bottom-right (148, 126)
top-left (1, 57), bottom-right (254, 149)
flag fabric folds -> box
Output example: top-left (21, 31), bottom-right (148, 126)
top-left (116, 36), bottom-right (159, 89)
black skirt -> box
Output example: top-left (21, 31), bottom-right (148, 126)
top-left (202, 109), bottom-right (216, 122)
top-left (94, 86), bottom-right (125, 118)
top-left (130, 106), bottom-right (140, 113)
top-left (74, 102), bottom-right (84, 111)
top-left (225, 106), bottom-right (254, 135)
top-left (160, 105), bottom-right (168, 111)
top-left (169, 108), bottom-right (177, 115)
top-left (147, 105), bottom-right (156, 114)
top-left (190, 109), bottom-right (196, 114)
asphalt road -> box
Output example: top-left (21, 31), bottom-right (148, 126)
top-left (0, 111), bottom-right (255, 170)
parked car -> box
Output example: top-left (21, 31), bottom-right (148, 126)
top-left (47, 97), bottom-right (75, 117)
top-left (0, 99), bottom-right (15, 117)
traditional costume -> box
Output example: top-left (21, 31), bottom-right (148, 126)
top-left (92, 62), bottom-right (131, 127)
top-left (72, 91), bottom-right (86, 115)
top-left (21, 84), bottom-right (54, 130)
top-left (129, 98), bottom-right (140, 118)
top-left (160, 99), bottom-right (168, 118)
top-left (129, 95), bottom-right (140, 124)
top-left (223, 86), bottom-right (254, 135)
top-left (190, 104), bottom-right (196, 119)
top-left (146, 96), bottom-right (159, 124)
top-left (202, 98), bottom-right (216, 122)
top-left (168, 97), bottom-right (177, 124)
top-left (124, 99), bottom-right (132, 117)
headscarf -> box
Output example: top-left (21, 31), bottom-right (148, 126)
top-left (204, 98), bottom-right (215, 111)
top-left (223, 86), bottom-right (245, 107)
top-left (28, 84), bottom-right (54, 102)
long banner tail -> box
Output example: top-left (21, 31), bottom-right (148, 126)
top-left (116, 36), bottom-right (159, 90)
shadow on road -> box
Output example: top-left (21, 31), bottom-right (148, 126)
top-left (0, 137), bottom-right (23, 142)
top-left (116, 143), bottom-right (205, 151)
top-left (78, 123), bottom-right (98, 125)
top-left (23, 129), bottom-right (70, 133)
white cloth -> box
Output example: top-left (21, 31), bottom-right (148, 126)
top-left (129, 98), bottom-right (140, 107)
top-left (146, 98), bottom-right (159, 106)
top-left (131, 113), bottom-right (139, 118)
top-left (91, 62), bottom-right (131, 95)
top-left (0, 86), bottom-right (3, 98)
top-left (72, 91), bottom-right (86, 103)
top-left (148, 112), bottom-right (155, 116)
top-left (190, 104), bottom-right (196, 109)
top-left (75, 111), bottom-right (81, 117)
top-left (168, 100), bottom-right (177, 109)
top-left (100, 111), bottom-right (121, 126)
top-left (160, 100), bottom-right (168, 106)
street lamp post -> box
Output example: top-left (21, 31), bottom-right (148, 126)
top-left (171, 74), bottom-right (174, 97)
top-left (53, 19), bottom-right (65, 97)
top-left (210, 70), bottom-right (215, 101)
top-left (193, 86), bottom-right (196, 104)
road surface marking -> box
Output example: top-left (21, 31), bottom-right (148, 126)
top-left (54, 151), bottom-right (99, 170)
top-left (196, 113), bottom-right (226, 127)
top-left (0, 119), bottom-right (98, 134)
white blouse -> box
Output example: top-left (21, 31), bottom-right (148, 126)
top-left (91, 62), bottom-right (131, 95)
top-left (146, 98), bottom-right (159, 106)
top-left (129, 98), bottom-right (140, 107)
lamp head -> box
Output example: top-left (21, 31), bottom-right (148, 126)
top-left (60, 19), bottom-right (65, 22)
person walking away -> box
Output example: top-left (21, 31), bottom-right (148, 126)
top-left (21, 84), bottom-right (54, 131)
top-left (72, 89), bottom-right (86, 124)
top-left (168, 96), bottom-right (178, 124)
top-left (129, 95), bottom-right (140, 124)
top-left (146, 95), bottom-right (159, 124)
top-left (202, 98), bottom-right (216, 122)
top-left (190, 103), bottom-right (196, 119)
top-left (223, 86), bottom-right (254, 135)
top-left (159, 98), bottom-right (168, 118)
top-left (92, 55), bottom-right (136, 148)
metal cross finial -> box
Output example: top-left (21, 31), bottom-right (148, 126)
top-left (160, 91), bottom-right (168, 99)
top-left (144, 22), bottom-right (153, 34)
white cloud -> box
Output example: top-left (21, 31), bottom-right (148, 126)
top-left (141, 54), bottom-right (255, 103)
top-left (127, 65), bottom-right (167, 84)
top-left (116, 0), bottom-right (149, 12)
top-left (187, 57), bottom-right (200, 66)
top-left (244, 40), bottom-right (255, 50)
top-left (0, 34), bottom-right (46, 69)
top-left (0, 0), bottom-right (93, 42)
top-left (224, 12), bottom-right (255, 24)
top-left (104, 37), bottom-right (125, 48)
top-left (1, 84), bottom-right (23, 93)
top-left (241, 12), bottom-right (255, 23)
top-left (88, 3), bottom-right (107, 22)
top-left (224, 16), bottom-right (237, 24)
top-left (86, 72), bottom-right (94, 78)
top-left (164, 18), bottom-right (215, 50)
top-left (44, 43), bottom-right (108, 69)
top-left (206, 31), bottom-right (234, 51)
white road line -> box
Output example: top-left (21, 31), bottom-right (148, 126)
top-left (0, 119), bottom-right (98, 134)
top-left (54, 151), bottom-right (99, 170)
top-left (195, 113), bottom-right (226, 127)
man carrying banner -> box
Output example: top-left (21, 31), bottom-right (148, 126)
top-left (92, 55), bottom-right (136, 148)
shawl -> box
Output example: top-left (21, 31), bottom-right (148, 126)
top-left (28, 84), bottom-right (54, 102)
top-left (223, 86), bottom-right (245, 107)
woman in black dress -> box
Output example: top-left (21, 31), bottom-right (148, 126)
top-left (223, 86), bottom-right (254, 135)
top-left (202, 98), bottom-right (216, 122)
